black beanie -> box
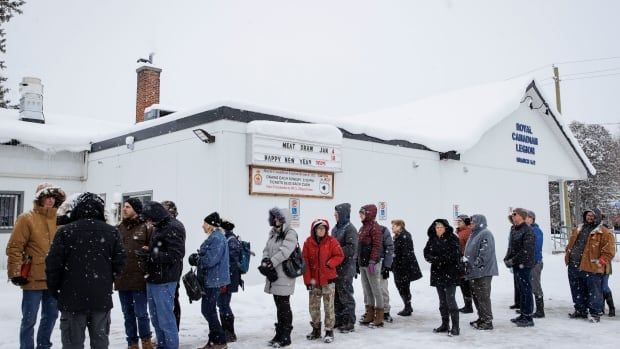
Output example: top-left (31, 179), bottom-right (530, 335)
top-left (126, 197), bottom-right (143, 215)
top-left (221, 220), bottom-right (235, 231)
top-left (204, 212), bottom-right (222, 227)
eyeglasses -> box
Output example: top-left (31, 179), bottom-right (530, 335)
top-left (511, 213), bottom-right (518, 216)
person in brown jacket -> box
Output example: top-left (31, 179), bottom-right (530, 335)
top-left (115, 198), bottom-right (154, 349)
top-left (565, 209), bottom-right (616, 322)
top-left (5, 183), bottom-right (65, 349)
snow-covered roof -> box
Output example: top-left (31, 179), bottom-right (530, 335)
top-left (247, 121), bottom-right (342, 145)
top-left (0, 109), bottom-right (124, 152)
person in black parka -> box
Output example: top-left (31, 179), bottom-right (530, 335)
top-left (219, 219), bottom-right (242, 342)
top-left (390, 219), bottom-right (422, 317)
top-left (423, 219), bottom-right (461, 336)
top-left (46, 192), bottom-right (126, 349)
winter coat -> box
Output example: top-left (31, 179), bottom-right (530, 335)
top-left (463, 214), bottom-right (499, 281)
top-left (456, 226), bottom-right (472, 255)
top-left (531, 223), bottom-right (544, 264)
top-left (143, 203), bottom-right (186, 284)
top-left (263, 208), bottom-right (299, 296)
top-left (423, 219), bottom-right (461, 287)
top-left (565, 210), bottom-right (616, 274)
top-left (392, 229), bottom-right (422, 283)
top-left (114, 217), bottom-right (152, 291)
top-left (504, 222), bottom-right (536, 269)
top-left (380, 225), bottom-right (395, 269)
top-left (357, 205), bottom-right (383, 267)
top-left (45, 197), bottom-right (126, 312)
top-left (198, 228), bottom-right (230, 289)
top-left (302, 230), bottom-right (344, 287)
top-left (331, 203), bottom-right (358, 278)
top-left (224, 229), bottom-right (242, 292)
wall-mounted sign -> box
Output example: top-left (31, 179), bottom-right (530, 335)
top-left (378, 201), bottom-right (387, 220)
top-left (512, 122), bottom-right (538, 166)
top-left (289, 198), bottom-right (301, 228)
top-left (453, 204), bottom-right (460, 219)
top-left (247, 134), bottom-right (342, 172)
top-left (249, 166), bottom-right (334, 198)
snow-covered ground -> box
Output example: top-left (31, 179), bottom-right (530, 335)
top-left (0, 252), bottom-right (618, 349)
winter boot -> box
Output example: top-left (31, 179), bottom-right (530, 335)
top-left (604, 292), bottom-right (615, 317)
top-left (272, 324), bottom-right (293, 348)
top-left (449, 311), bottom-right (460, 336)
top-left (568, 310), bottom-right (588, 319)
top-left (472, 320), bottom-right (493, 330)
top-left (433, 317), bottom-right (450, 333)
top-left (220, 316), bottom-right (237, 343)
top-left (510, 314), bottom-right (525, 323)
top-left (127, 342), bottom-right (139, 349)
top-left (306, 322), bottom-right (322, 340)
top-left (384, 311), bottom-right (393, 323)
top-left (588, 313), bottom-right (601, 323)
top-left (141, 338), bottom-right (155, 349)
top-left (323, 330), bottom-right (334, 343)
top-left (515, 315), bottom-right (534, 327)
top-left (533, 297), bottom-right (545, 318)
top-left (459, 297), bottom-right (473, 314)
top-left (268, 323), bottom-right (282, 347)
top-left (370, 308), bottom-right (384, 328)
top-left (339, 315), bottom-right (355, 333)
top-left (359, 305), bottom-right (375, 325)
top-left (398, 302), bottom-right (413, 316)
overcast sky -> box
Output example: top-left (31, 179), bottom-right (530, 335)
top-left (5, 0), bottom-right (620, 133)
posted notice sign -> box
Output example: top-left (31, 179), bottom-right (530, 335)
top-left (249, 166), bottom-right (334, 198)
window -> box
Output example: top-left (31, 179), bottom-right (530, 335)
top-left (122, 191), bottom-right (153, 205)
top-left (0, 191), bottom-right (24, 233)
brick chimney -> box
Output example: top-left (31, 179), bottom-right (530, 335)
top-left (135, 65), bottom-right (162, 123)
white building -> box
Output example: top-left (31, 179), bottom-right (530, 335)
top-left (0, 75), bottom-right (593, 282)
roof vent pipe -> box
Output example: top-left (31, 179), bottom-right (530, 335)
top-left (19, 77), bottom-right (45, 124)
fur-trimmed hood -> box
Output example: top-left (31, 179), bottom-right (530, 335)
top-left (33, 183), bottom-right (66, 208)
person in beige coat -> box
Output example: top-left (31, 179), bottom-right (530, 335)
top-left (6, 183), bottom-right (65, 349)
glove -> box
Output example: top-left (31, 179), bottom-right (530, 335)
top-left (598, 257), bottom-right (608, 267)
top-left (368, 262), bottom-right (377, 274)
top-left (11, 276), bottom-right (29, 286)
top-left (258, 259), bottom-right (278, 282)
top-left (261, 257), bottom-right (273, 268)
top-left (188, 253), bottom-right (200, 266)
top-left (306, 284), bottom-right (314, 291)
top-left (381, 267), bottom-right (390, 279)
top-left (219, 285), bottom-right (228, 294)
top-left (504, 259), bottom-right (514, 268)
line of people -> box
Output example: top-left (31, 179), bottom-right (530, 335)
top-left (5, 183), bottom-right (617, 349)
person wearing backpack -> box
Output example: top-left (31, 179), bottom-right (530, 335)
top-left (302, 219), bottom-right (344, 344)
top-left (189, 212), bottom-right (230, 349)
top-left (258, 207), bottom-right (298, 348)
top-left (219, 219), bottom-right (242, 342)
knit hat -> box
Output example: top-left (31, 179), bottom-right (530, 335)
top-left (457, 214), bottom-right (471, 226)
top-left (141, 201), bottom-right (170, 223)
top-left (204, 212), bottom-right (222, 227)
top-left (221, 220), bottom-right (235, 231)
top-left (125, 197), bottom-right (143, 215)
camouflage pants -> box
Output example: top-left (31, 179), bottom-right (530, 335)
top-left (309, 283), bottom-right (336, 330)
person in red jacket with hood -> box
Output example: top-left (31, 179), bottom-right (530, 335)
top-left (302, 219), bottom-right (344, 344)
top-left (357, 204), bottom-right (384, 327)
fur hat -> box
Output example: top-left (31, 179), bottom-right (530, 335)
top-left (125, 197), bottom-right (143, 215)
top-left (34, 183), bottom-right (66, 208)
top-left (204, 212), bottom-right (222, 227)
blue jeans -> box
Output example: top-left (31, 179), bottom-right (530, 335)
top-left (217, 289), bottom-right (234, 321)
top-left (202, 287), bottom-right (226, 345)
top-left (20, 290), bottom-right (58, 349)
top-left (147, 282), bottom-right (178, 349)
top-left (119, 290), bottom-right (151, 345)
top-left (514, 267), bottom-right (533, 316)
top-left (568, 265), bottom-right (604, 315)
top-left (602, 274), bottom-right (612, 294)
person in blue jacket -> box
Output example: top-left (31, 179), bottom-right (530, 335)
top-left (526, 210), bottom-right (545, 318)
top-left (189, 212), bottom-right (230, 349)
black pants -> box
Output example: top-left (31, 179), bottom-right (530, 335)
top-left (395, 278), bottom-right (412, 304)
top-left (174, 282), bottom-right (181, 330)
top-left (513, 271), bottom-right (521, 306)
top-left (273, 295), bottom-right (292, 326)
top-left (436, 286), bottom-right (458, 318)
top-left (460, 277), bottom-right (472, 299)
top-left (59, 310), bottom-right (110, 349)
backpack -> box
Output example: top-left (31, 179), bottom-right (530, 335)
top-left (182, 268), bottom-right (202, 304)
top-left (227, 235), bottom-right (254, 275)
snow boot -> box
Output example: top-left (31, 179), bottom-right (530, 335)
top-left (515, 315), bottom-right (534, 327)
top-left (141, 338), bottom-right (155, 349)
top-left (272, 324), bottom-right (293, 347)
top-left (604, 292), bottom-right (615, 317)
top-left (459, 297), bottom-right (473, 314)
top-left (371, 308), bottom-right (384, 328)
top-left (568, 310), bottom-right (588, 319)
top-left (306, 322), bottom-right (322, 340)
top-left (323, 330), bottom-right (334, 343)
top-left (398, 302), bottom-right (413, 316)
top-left (449, 311), bottom-right (460, 336)
top-left (359, 305), bottom-right (375, 325)
top-left (220, 315), bottom-right (237, 343)
top-left (532, 297), bottom-right (545, 318)
top-left (268, 323), bottom-right (282, 347)
top-left (511, 314), bottom-right (525, 323)
top-left (383, 311), bottom-right (393, 323)
top-left (472, 320), bottom-right (493, 330)
top-left (339, 316), bottom-right (355, 333)
top-left (433, 317), bottom-right (449, 333)
top-left (588, 314), bottom-right (601, 323)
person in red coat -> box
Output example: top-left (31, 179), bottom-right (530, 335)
top-left (302, 219), bottom-right (345, 344)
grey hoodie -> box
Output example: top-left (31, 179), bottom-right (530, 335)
top-left (263, 207), bottom-right (299, 296)
top-left (463, 214), bottom-right (498, 280)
